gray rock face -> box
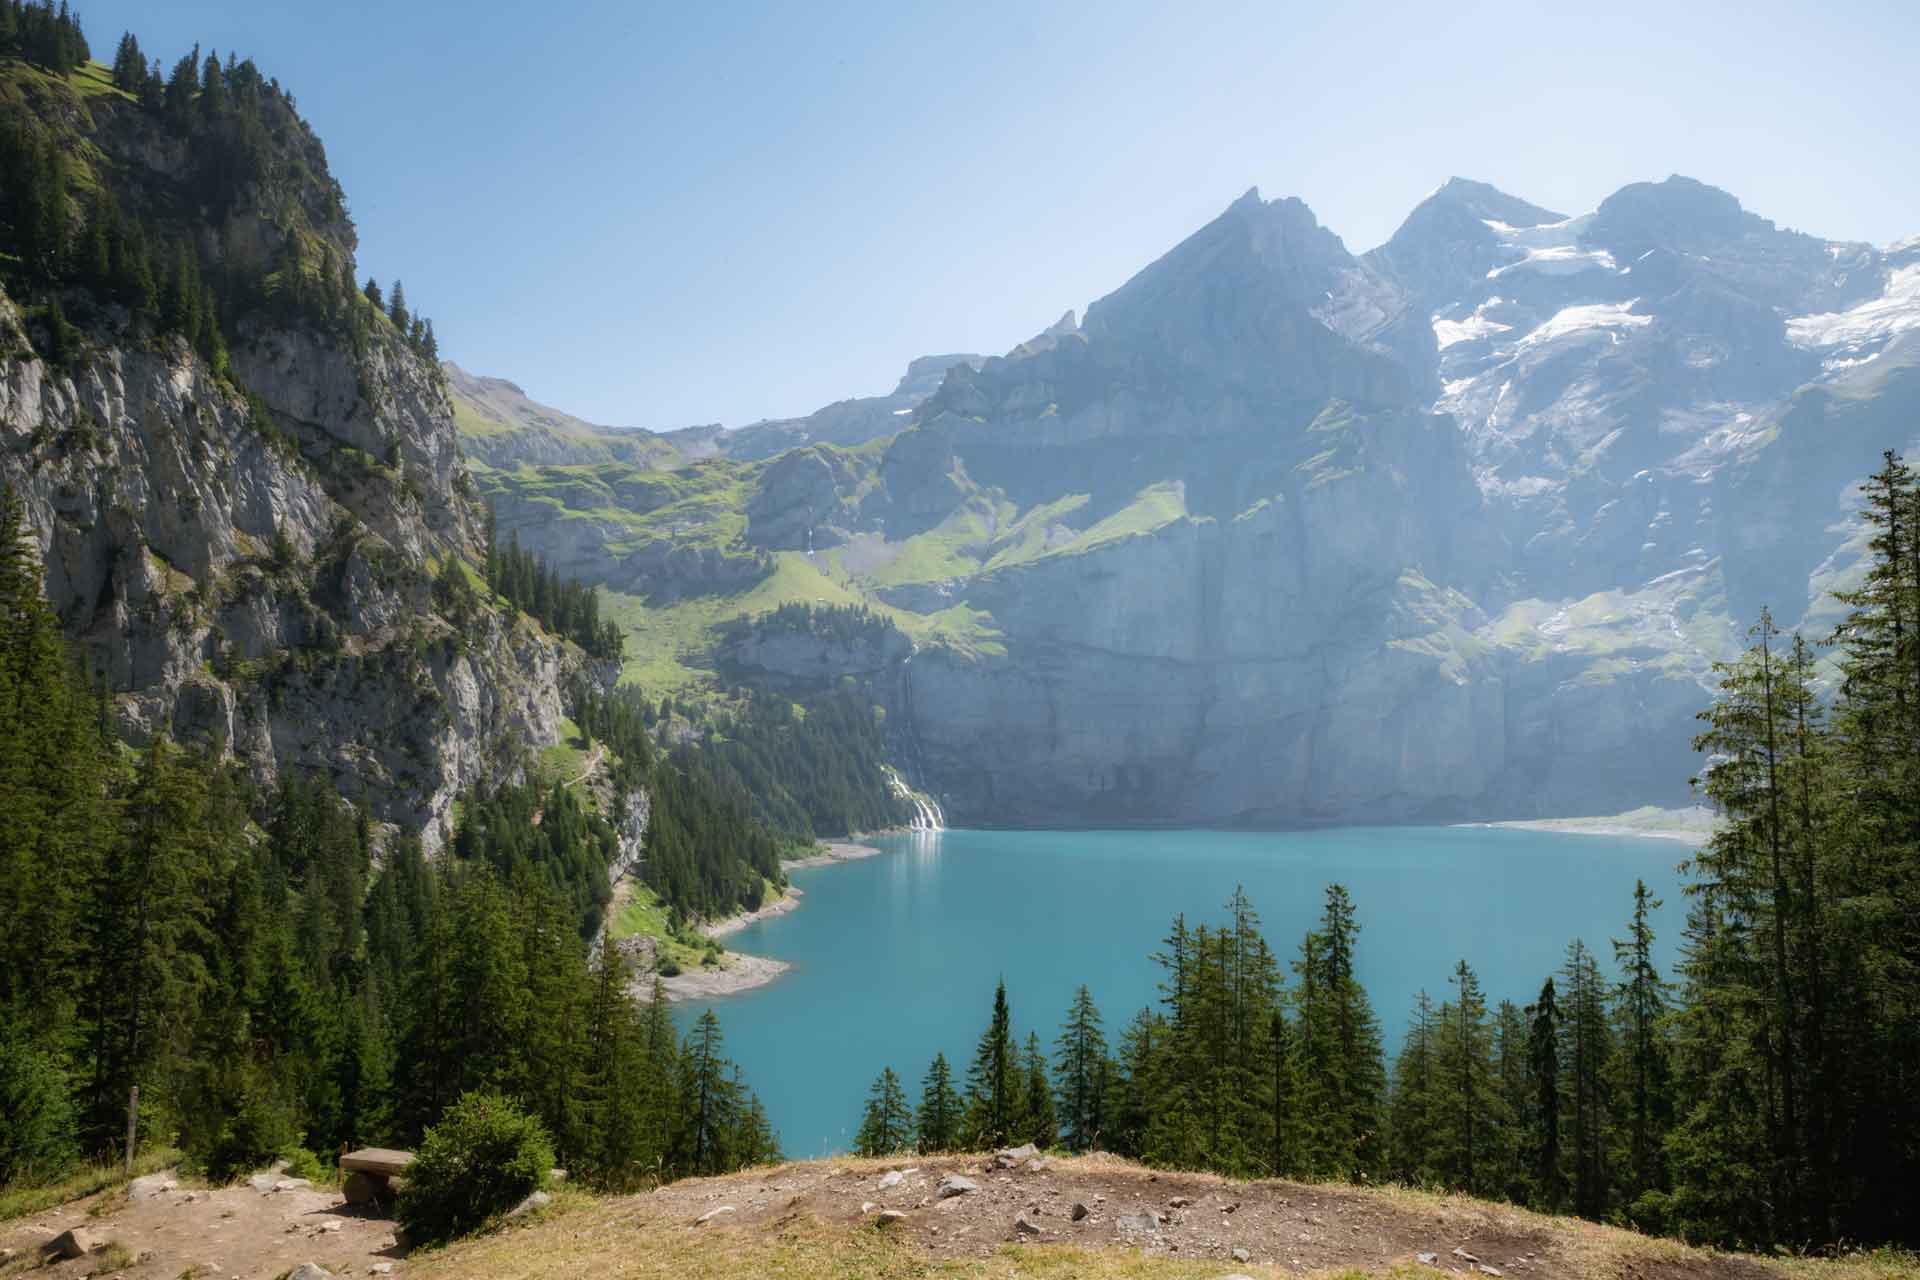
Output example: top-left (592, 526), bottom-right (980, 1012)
top-left (936, 1175), bottom-right (979, 1199)
top-left (0, 287), bottom-right (585, 851)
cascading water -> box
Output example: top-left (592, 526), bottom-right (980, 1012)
top-left (890, 654), bottom-right (945, 832)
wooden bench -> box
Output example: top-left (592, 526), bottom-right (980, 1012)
top-left (340, 1148), bottom-right (414, 1206)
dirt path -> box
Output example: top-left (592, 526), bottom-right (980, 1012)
top-left (0, 1170), bottom-right (405, 1280)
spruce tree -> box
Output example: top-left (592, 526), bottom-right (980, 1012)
top-left (915, 1052), bottom-right (960, 1154)
top-left (962, 979), bottom-right (1016, 1149)
top-left (854, 1066), bottom-right (911, 1156)
top-left (1053, 984), bottom-right (1107, 1152)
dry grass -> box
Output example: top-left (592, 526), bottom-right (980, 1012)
top-left (0, 1147), bottom-right (181, 1222)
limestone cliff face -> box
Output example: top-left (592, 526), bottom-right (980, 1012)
top-left (0, 289), bottom-right (580, 849)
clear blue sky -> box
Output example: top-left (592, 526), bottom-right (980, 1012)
top-left (82, 0), bottom-right (1920, 428)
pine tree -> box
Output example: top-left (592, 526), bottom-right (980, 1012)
top-left (1388, 989), bottom-right (1439, 1185)
top-left (1433, 959), bottom-right (1504, 1195)
top-left (1527, 976), bottom-right (1563, 1210)
top-left (1610, 879), bottom-right (1672, 1211)
top-left (854, 1067), bottom-right (911, 1156)
top-left (1053, 985), bottom-right (1107, 1152)
top-left (1018, 1031), bottom-right (1056, 1149)
top-left (1560, 940), bottom-right (1613, 1219)
top-left (962, 979), bottom-right (1016, 1149)
top-left (915, 1052), bottom-right (960, 1154)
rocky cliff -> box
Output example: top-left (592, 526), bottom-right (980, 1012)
top-left (0, 55), bottom-right (591, 847)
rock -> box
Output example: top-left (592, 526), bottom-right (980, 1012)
top-left (1233, 1246), bottom-right (1252, 1262)
top-left (1417, 1252), bottom-right (1440, 1265)
top-left (550, 1168), bottom-right (568, 1183)
top-left (41, 1227), bottom-right (103, 1260)
top-left (1116, 1212), bottom-right (1159, 1233)
top-left (1482, 1268), bottom-right (1504, 1277)
top-left (876, 1210), bottom-right (909, 1227)
top-left (248, 1173), bottom-right (278, 1192)
top-left (269, 1158), bottom-right (292, 1174)
top-left (274, 1178), bottom-right (313, 1192)
top-left (1024, 1156), bottom-right (1051, 1172)
top-left (1453, 1246), bottom-right (1481, 1263)
top-left (1169, 1195), bottom-right (1193, 1208)
top-left (128, 1173), bottom-right (179, 1200)
top-left (861, 1201), bottom-right (876, 1214)
top-left (694, 1205), bottom-right (736, 1225)
top-left (342, 1171), bottom-right (384, 1205)
top-left (1070, 1202), bottom-right (1090, 1222)
top-left (992, 1143), bottom-right (1039, 1169)
top-left (877, 1170), bottom-right (905, 1190)
top-left (1014, 1217), bottom-right (1043, 1237)
top-left (1216, 1274), bottom-right (1258, 1280)
top-left (509, 1190), bottom-right (552, 1217)
top-left (370, 1266), bottom-right (395, 1276)
top-left (286, 1266), bottom-right (333, 1280)
top-left (936, 1175), bottom-right (978, 1199)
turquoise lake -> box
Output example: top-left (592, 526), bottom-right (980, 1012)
top-left (674, 826), bottom-right (1692, 1160)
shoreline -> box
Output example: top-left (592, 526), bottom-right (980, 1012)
top-left (779, 838), bottom-right (887, 872)
top-left (659, 837), bottom-right (911, 1001)
top-left (1461, 806), bottom-right (1717, 845)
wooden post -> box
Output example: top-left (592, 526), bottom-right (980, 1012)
top-left (124, 1084), bottom-right (139, 1177)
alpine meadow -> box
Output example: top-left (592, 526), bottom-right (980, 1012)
top-left (2, 3), bottom-right (1919, 1278)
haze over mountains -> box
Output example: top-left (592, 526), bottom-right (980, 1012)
top-left (459, 173), bottom-right (1920, 828)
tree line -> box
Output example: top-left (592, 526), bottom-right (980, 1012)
top-left (486, 518), bottom-right (623, 659)
top-left (0, 491), bottom-right (774, 1193)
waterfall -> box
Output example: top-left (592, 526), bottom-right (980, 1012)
top-left (892, 654), bottom-right (944, 831)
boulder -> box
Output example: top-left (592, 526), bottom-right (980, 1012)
top-left (694, 1205), bottom-right (736, 1225)
top-left (992, 1144), bottom-right (1039, 1169)
top-left (128, 1173), bottom-right (179, 1200)
top-left (286, 1266), bottom-right (332, 1280)
top-left (1024, 1156), bottom-right (1051, 1172)
top-left (1169, 1195), bottom-right (1193, 1208)
top-left (509, 1190), bottom-right (552, 1217)
top-left (1417, 1252), bottom-right (1439, 1265)
top-left (274, 1177), bottom-right (313, 1192)
top-left (1070, 1202), bottom-right (1090, 1222)
top-left (41, 1227), bottom-right (103, 1260)
top-left (877, 1170), bottom-right (905, 1190)
top-left (1014, 1217), bottom-right (1043, 1237)
top-left (1116, 1212), bottom-right (1159, 1233)
top-left (1233, 1246), bottom-right (1252, 1262)
top-left (876, 1210), bottom-right (909, 1227)
top-left (342, 1171), bottom-right (384, 1205)
top-left (248, 1173), bottom-right (278, 1192)
top-left (935, 1175), bottom-right (978, 1199)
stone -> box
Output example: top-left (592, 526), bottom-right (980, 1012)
top-left (1417, 1252), bottom-right (1439, 1265)
top-left (694, 1205), bottom-right (736, 1225)
top-left (342, 1171), bottom-right (384, 1205)
top-left (1233, 1246), bottom-right (1252, 1262)
top-left (248, 1173), bottom-right (278, 1192)
top-left (1024, 1156), bottom-right (1051, 1172)
top-left (936, 1175), bottom-right (978, 1199)
top-left (510, 1190), bottom-right (552, 1217)
top-left (1482, 1268), bottom-right (1504, 1277)
top-left (274, 1178), bottom-right (313, 1192)
top-left (286, 1266), bottom-right (333, 1280)
top-left (877, 1210), bottom-right (909, 1227)
top-left (1169, 1195), bottom-right (1193, 1208)
top-left (128, 1173), bottom-right (180, 1200)
top-left (42, 1228), bottom-right (103, 1260)
top-left (1116, 1212), bottom-right (1159, 1233)
top-left (992, 1143), bottom-right (1039, 1168)
top-left (1453, 1247), bottom-right (1480, 1263)
top-left (1070, 1202), bottom-right (1090, 1222)
top-left (1014, 1217), bottom-right (1043, 1237)
top-left (370, 1267), bottom-right (395, 1276)
top-left (877, 1170), bottom-right (905, 1190)
top-left (861, 1201), bottom-right (876, 1214)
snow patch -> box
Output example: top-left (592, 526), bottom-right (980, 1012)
top-left (1482, 213), bottom-right (1619, 279)
top-left (1786, 263), bottom-right (1920, 353)
top-left (1518, 301), bottom-right (1652, 348)
top-left (1432, 305), bottom-right (1514, 350)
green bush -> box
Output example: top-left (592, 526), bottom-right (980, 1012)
top-left (0, 1018), bottom-right (79, 1186)
top-left (397, 1091), bottom-right (552, 1245)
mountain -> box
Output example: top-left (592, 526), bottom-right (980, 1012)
top-left (444, 362), bottom-right (680, 469)
top-left (0, 49), bottom-right (591, 848)
top-left (482, 177), bottom-right (1920, 827)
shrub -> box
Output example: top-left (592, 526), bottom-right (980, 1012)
top-left (397, 1091), bottom-right (553, 1245)
top-left (0, 1018), bottom-right (79, 1186)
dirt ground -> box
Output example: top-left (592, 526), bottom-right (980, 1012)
top-left (597, 1151), bottom-right (1777, 1279)
top-left (0, 1171), bottom-right (404, 1280)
